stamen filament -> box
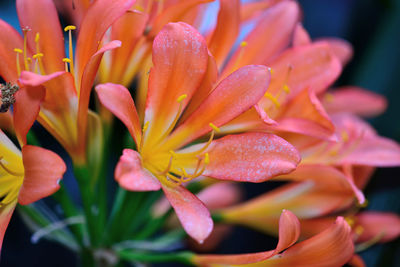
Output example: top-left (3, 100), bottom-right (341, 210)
top-left (22, 27), bottom-right (31, 71)
top-left (62, 58), bottom-right (72, 72)
top-left (14, 48), bottom-right (22, 76)
top-left (64, 25), bottom-right (76, 77)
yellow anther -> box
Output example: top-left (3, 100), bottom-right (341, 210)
top-left (14, 48), bottom-right (23, 53)
top-left (345, 216), bottom-right (355, 227)
top-left (269, 68), bottom-right (275, 75)
top-left (27, 58), bottom-right (32, 64)
top-left (142, 121), bottom-right (150, 133)
top-left (32, 53), bottom-right (44, 59)
top-left (209, 123), bottom-right (220, 133)
top-left (264, 92), bottom-right (280, 108)
top-left (283, 84), bottom-right (291, 94)
top-left (341, 130), bottom-right (349, 142)
top-left (62, 58), bottom-right (72, 63)
top-left (355, 226), bottom-right (364, 236)
top-left (204, 153), bottom-right (210, 164)
top-left (35, 33), bottom-right (40, 43)
top-left (177, 94), bottom-right (187, 103)
top-left (64, 25), bottom-right (77, 32)
top-left (240, 41), bottom-right (248, 47)
top-left (324, 93), bottom-right (334, 103)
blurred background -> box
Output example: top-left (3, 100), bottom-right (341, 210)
top-left (1, 0), bottom-right (399, 266)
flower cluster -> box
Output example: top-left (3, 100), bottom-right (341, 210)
top-left (0, 0), bottom-right (399, 266)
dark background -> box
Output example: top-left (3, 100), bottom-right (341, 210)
top-left (1, 0), bottom-right (400, 266)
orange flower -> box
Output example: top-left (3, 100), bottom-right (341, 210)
top-left (0, 0), bottom-right (134, 163)
top-left (0, 130), bottom-right (66, 251)
top-left (192, 210), bottom-right (354, 267)
top-left (96, 22), bottom-right (300, 243)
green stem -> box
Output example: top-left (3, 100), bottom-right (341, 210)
top-left (117, 250), bottom-right (195, 265)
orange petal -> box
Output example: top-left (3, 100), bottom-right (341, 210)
top-left (148, 0), bottom-right (213, 37)
top-left (13, 85), bottom-right (45, 145)
top-left (240, 0), bottom-right (283, 21)
top-left (162, 185), bottom-right (213, 244)
top-left (0, 200), bottom-right (17, 252)
top-left (207, 0), bottom-right (240, 67)
top-left (75, 0), bottom-right (134, 81)
top-left (348, 254), bottom-right (366, 267)
top-left (115, 149), bottom-right (161, 191)
top-left (203, 132), bottom-right (300, 182)
top-left (320, 37), bottom-right (353, 66)
top-left (0, 19), bottom-right (24, 82)
top-left (143, 22), bottom-right (208, 148)
top-left (96, 83), bottom-right (141, 146)
top-left (322, 86), bottom-right (387, 117)
top-left (224, 1), bottom-right (300, 74)
top-left (105, 10), bottom-right (149, 84)
top-left (267, 41), bottom-right (342, 97)
top-left (19, 145), bottom-right (66, 205)
top-left (165, 65), bottom-right (270, 148)
top-left (271, 87), bottom-right (335, 140)
top-left (17, 0), bottom-right (65, 73)
top-left (292, 23), bottom-right (311, 47)
top-left (264, 217), bottom-right (354, 267)
top-left (355, 212), bottom-right (400, 243)
top-left (193, 210), bottom-right (300, 265)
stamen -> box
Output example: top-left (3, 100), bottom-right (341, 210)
top-left (139, 121), bottom-right (150, 152)
top-left (264, 92), bottom-right (280, 108)
top-left (14, 48), bottom-right (22, 76)
top-left (22, 27), bottom-right (31, 71)
top-left (231, 40), bottom-right (248, 71)
top-left (34, 33), bottom-right (45, 74)
top-left (0, 157), bottom-right (24, 176)
top-left (62, 58), bottom-right (72, 72)
top-left (32, 53), bottom-right (44, 73)
top-left (64, 25), bottom-right (76, 77)
top-left (209, 123), bottom-right (220, 133)
top-left (157, 94), bottom-right (187, 143)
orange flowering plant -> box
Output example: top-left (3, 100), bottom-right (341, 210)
top-left (0, 0), bottom-right (399, 266)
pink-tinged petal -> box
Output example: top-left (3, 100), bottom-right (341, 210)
top-left (75, 0), bottom-right (134, 81)
top-left (13, 85), bottom-right (45, 145)
top-left (105, 10), bottom-right (149, 84)
top-left (165, 65), bottom-right (270, 148)
top-left (240, 0), bottom-right (283, 21)
top-left (143, 22), bottom-right (208, 147)
top-left (203, 132), bottom-right (300, 182)
top-left (96, 83), bottom-right (141, 146)
top-left (264, 217), bottom-right (354, 267)
top-left (0, 19), bottom-right (24, 82)
top-left (267, 42), bottom-right (342, 97)
top-left (77, 40), bottom-right (121, 157)
top-left (348, 254), bottom-right (366, 267)
top-left (162, 185), bottom-right (213, 243)
top-left (320, 37), bottom-right (353, 66)
top-left (192, 210), bottom-right (300, 265)
top-left (0, 200), bottom-right (17, 252)
top-left (322, 87), bottom-right (387, 117)
top-left (19, 70), bottom-right (65, 87)
top-left (292, 23), bottom-right (311, 47)
top-left (271, 88), bottom-right (336, 140)
top-left (355, 212), bottom-right (400, 243)
top-left (224, 1), bottom-right (300, 74)
top-left (115, 149), bottom-right (161, 191)
top-left (197, 183), bottom-right (242, 210)
top-left (188, 224), bottom-right (232, 252)
top-left (148, 0), bottom-right (213, 37)
top-left (19, 145), bottom-right (66, 205)
top-left (17, 0), bottom-right (65, 73)
top-left (207, 0), bottom-right (240, 67)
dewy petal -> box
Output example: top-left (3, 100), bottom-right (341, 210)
top-left (193, 210), bottom-right (300, 265)
top-left (75, 0), bottom-right (134, 81)
top-left (322, 86), bottom-right (387, 117)
top-left (320, 37), bottom-right (353, 66)
top-left (203, 132), bottom-right (300, 182)
top-left (224, 0), bottom-right (300, 74)
top-left (355, 212), bottom-right (400, 243)
top-left (13, 85), bottom-right (45, 145)
top-left (96, 83), bottom-right (141, 146)
top-left (165, 65), bottom-right (270, 149)
top-left (271, 87), bottom-right (336, 140)
top-left (267, 42), bottom-right (342, 97)
top-left (0, 200), bottom-right (17, 252)
top-left (0, 19), bottom-right (24, 82)
top-left (143, 22), bottom-right (208, 148)
top-left (162, 185), bottom-right (213, 244)
top-left (17, 0), bottom-right (65, 73)
top-left (19, 145), bottom-right (66, 205)
top-left (207, 0), bottom-right (240, 67)
top-left (115, 149), bottom-right (161, 192)
top-left (263, 217), bottom-right (354, 267)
